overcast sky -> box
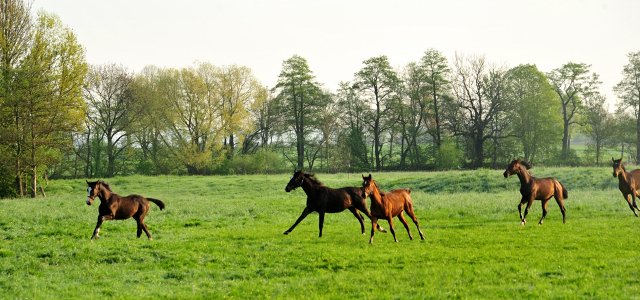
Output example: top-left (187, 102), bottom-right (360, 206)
top-left (34, 0), bottom-right (640, 107)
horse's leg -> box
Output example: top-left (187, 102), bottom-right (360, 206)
top-left (631, 192), bottom-right (640, 216)
top-left (623, 194), bottom-right (639, 217)
top-left (318, 211), bottom-right (325, 238)
top-left (354, 201), bottom-right (387, 233)
top-left (518, 197), bottom-right (527, 225)
top-left (284, 207), bottom-right (312, 235)
top-left (91, 214), bottom-right (114, 241)
top-left (538, 199), bottom-right (549, 225)
top-left (522, 197), bottom-right (534, 226)
top-left (397, 212), bottom-right (413, 240)
top-left (555, 197), bottom-right (567, 224)
top-left (136, 219), bottom-right (143, 238)
top-left (348, 207), bottom-right (366, 235)
top-left (405, 204), bottom-right (425, 240)
top-left (369, 217), bottom-right (378, 244)
top-left (387, 217), bottom-right (398, 243)
top-left (140, 220), bottom-right (152, 240)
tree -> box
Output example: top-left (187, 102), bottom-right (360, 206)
top-left (353, 55), bottom-right (402, 171)
top-left (0, 3), bottom-right (87, 197)
top-left (157, 63), bottom-right (223, 174)
top-left (583, 92), bottom-right (615, 165)
top-left (504, 64), bottom-right (562, 164)
top-left (335, 81), bottom-right (369, 169)
top-left (83, 63), bottom-right (133, 177)
top-left (546, 62), bottom-right (600, 159)
top-left (216, 64), bottom-right (261, 158)
top-left (0, 0), bottom-right (32, 196)
top-left (614, 51), bottom-right (640, 163)
top-left (273, 55), bottom-right (324, 169)
top-left (445, 53), bottom-right (512, 169)
top-left (420, 49), bottom-right (450, 149)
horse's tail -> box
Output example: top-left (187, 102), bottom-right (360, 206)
top-left (147, 198), bottom-right (165, 210)
top-left (559, 182), bottom-right (568, 199)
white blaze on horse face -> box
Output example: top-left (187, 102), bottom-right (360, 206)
top-left (86, 187), bottom-right (92, 204)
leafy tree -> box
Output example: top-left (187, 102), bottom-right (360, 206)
top-left (546, 62), bottom-right (600, 160)
top-left (215, 65), bottom-right (261, 158)
top-left (157, 63), bottom-right (224, 174)
top-left (613, 51), bottom-right (640, 163)
top-left (353, 55), bottom-right (402, 171)
top-left (420, 49), bottom-right (450, 149)
top-left (0, 3), bottom-right (87, 197)
top-left (273, 55), bottom-right (324, 169)
top-left (583, 92), bottom-right (615, 165)
top-left (335, 81), bottom-right (369, 169)
top-left (504, 64), bottom-right (562, 164)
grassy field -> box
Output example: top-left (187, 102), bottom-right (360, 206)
top-left (1, 168), bottom-right (639, 299)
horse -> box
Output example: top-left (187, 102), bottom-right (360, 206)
top-left (611, 157), bottom-right (640, 217)
top-left (284, 169), bottom-right (385, 237)
top-left (86, 180), bottom-right (165, 241)
top-left (503, 159), bottom-right (567, 226)
top-left (361, 174), bottom-right (424, 244)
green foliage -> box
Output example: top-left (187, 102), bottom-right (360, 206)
top-left (228, 148), bottom-right (285, 174)
top-left (0, 171), bottom-right (637, 298)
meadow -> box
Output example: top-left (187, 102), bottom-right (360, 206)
top-left (1, 167), bottom-right (639, 299)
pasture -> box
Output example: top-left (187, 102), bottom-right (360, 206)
top-left (1, 168), bottom-right (640, 299)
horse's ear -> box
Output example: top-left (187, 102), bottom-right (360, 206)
top-left (612, 157), bottom-right (615, 162)
top-left (86, 180), bottom-right (89, 185)
top-left (362, 174), bottom-right (365, 179)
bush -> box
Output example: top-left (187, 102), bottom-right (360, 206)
top-left (228, 149), bottom-right (285, 174)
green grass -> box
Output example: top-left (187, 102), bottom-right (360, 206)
top-left (0, 169), bottom-right (639, 299)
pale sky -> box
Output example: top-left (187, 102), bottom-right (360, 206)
top-left (34, 0), bottom-right (640, 107)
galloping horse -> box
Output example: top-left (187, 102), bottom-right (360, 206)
top-left (503, 159), bottom-right (567, 226)
top-left (611, 157), bottom-right (640, 217)
top-left (284, 169), bottom-right (385, 237)
top-left (86, 180), bottom-right (165, 240)
top-left (362, 174), bottom-right (424, 244)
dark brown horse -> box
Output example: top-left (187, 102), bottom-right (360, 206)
top-left (86, 180), bottom-right (165, 240)
top-left (612, 157), bottom-right (640, 217)
top-left (362, 174), bottom-right (424, 244)
top-left (503, 159), bottom-right (567, 226)
top-left (284, 169), bottom-right (385, 237)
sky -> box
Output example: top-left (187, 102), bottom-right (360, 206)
top-left (33, 0), bottom-right (640, 108)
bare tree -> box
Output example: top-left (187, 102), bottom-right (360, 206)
top-left (445, 53), bottom-right (511, 169)
top-left (83, 63), bottom-right (133, 177)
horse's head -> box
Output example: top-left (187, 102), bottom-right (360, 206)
top-left (362, 174), bottom-right (375, 198)
top-left (612, 157), bottom-right (625, 178)
top-left (285, 169), bottom-right (305, 192)
top-left (86, 180), bottom-right (100, 205)
top-left (503, 159), bottom-right (531, 178)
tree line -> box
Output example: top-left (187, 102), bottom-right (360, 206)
top-left (2, 0), bottom-right (640, 198)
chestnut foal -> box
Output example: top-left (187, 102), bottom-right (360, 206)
top-left (362, 174), bottom-right (424, 244)
top-left (611, 157), bottom-right (640, 217)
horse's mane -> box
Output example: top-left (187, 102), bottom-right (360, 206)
top-left (303, 172), bottom-right (324, 186)
top-left (520, 160), bottom-right (532, 170)
top-left (98, 180), bottom-right (113, 192)
top-left (374, 182), bottom-right (386, 196)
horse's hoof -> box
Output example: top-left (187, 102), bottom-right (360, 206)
top-left (379, 228), bottom-right (387, 233)
top-left (520, 222), bottom-right (525, 226)
top-left (283, 231), bottom-right (290, 235)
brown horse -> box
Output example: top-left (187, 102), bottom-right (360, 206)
top-left (86, 180), bottom-right (165, 240)
top-left (503, 159), bottom-right (567, 226)
top-left (611, 157), bottom-right (640, 217)
top-left (284, 169), bottom-right (385, 237)
top-left (362, 174), bottom-right (424, 244)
